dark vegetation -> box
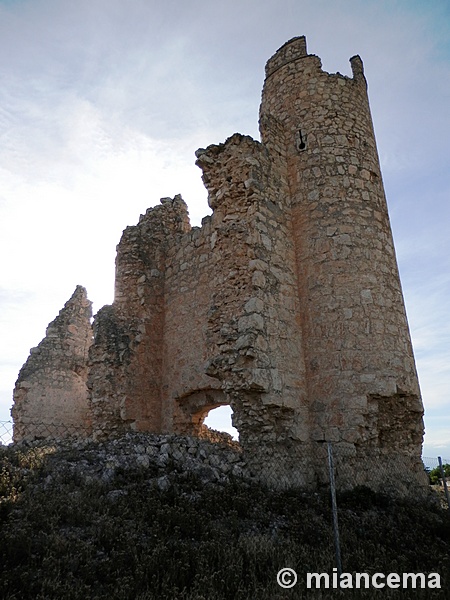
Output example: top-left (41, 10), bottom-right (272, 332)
top-left (1, 442), bottom-right (449, 599)
top-left (428, 464), bottom-right (450, 485)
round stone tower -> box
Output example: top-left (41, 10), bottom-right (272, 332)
top-left (259, 37), bottom-right (424, 473)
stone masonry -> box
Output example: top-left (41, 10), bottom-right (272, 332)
top-left (12, 37), bottom-right (427, 490)
top-left (12, 286), bottom-right (93, 439)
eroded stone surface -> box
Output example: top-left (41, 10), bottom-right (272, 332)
top-left (12, 286), bottom-right (93, 441)
top-left (11, 37), bottom-right (427, 491)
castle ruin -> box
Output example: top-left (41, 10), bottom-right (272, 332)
top-left (12, 37), bottom-right (426, 490)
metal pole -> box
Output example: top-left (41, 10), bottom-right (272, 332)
top-left (327, 442), bottom-right (343, 577)
top-left (438, 456), bottom-right (450, 509)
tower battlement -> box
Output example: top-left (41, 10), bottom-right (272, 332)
top-left (265, 36), bottom-right (309, 77)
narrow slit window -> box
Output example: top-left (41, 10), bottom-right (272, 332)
top-left (297, 129), bottom-right (307, 151)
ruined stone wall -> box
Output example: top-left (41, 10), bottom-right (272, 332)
top-left (87, 197), bottom-right (190, 438)
top-left (194, 135), bottom-right (307, 450)
top-left (12, 286), bottom-right (93, 441)
top-left (161, 209), bottom-right (222, 436)
top-left (87, 134), bottom-right (307, 452)
top-left (12, 36), bottom-right (426, 491)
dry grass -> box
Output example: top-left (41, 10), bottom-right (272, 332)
top-left (1, 441), bottom-right (449, 599)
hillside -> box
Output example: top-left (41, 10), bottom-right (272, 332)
top-left (1, 434), bottom-right (449, 599)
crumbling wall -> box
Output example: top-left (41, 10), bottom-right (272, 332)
top-left (88, 135), bottom-right (308, 453)
top-left (160, 208), bottom-right (223, 436)
top-left (87, 196), bottom-right (191, 438)
top-left (11, 36), bottom-right (427, 492)
top-left (12, 286), bottom-right (92, 441)
top-left (194, 134), bottom-right (308, 455)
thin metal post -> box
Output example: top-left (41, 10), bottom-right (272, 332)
top-left (438, 456), bottom-right (450, 509)
top-left (327, 442), bottom-right (343, 577)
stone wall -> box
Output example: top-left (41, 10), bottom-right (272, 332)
top-left (88, 135), bottom-right (308, 454)
top-left (259, 38), bottom-right (424, 467)
top-left (11, 36), bottom-right (427, 491)
top-left (12, 286), bottom-right (93, 441)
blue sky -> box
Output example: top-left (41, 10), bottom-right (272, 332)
top-left (0, 0), bottom-right (449, 457)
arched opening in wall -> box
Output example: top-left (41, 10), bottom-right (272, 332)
top-left (176, 389), bottom-right (240, 446)
top-left (204, 405), bottom-right (239, 441)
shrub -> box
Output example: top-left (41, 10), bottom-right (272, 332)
top-left (428, 464), bottom-right (450, 485)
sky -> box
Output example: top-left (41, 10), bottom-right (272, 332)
top-left (0, 0), bottom-right (449, 457)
